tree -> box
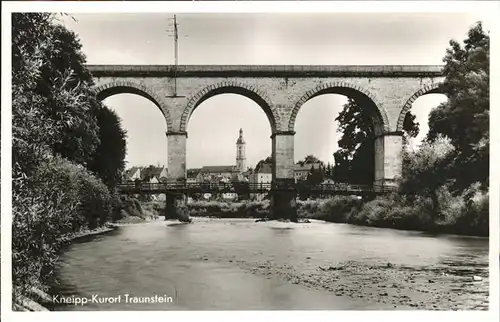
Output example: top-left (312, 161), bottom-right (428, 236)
top-left (255, 156), bottom-right (273, 172)
top-left (11, 13), bottom-right (111, 300)
top-left (306, 164), bottom-right (324, 186)
top-left (89, 106), bottom-right (127, 190)
top-left (427, 21), bottom-right (489, 191)
top-left (325, 162), bottom-right (334, 179)
top-left (333, 98), bottom-right (419, 184)
top-left (400, 135), bottom-right (455, 218)
top-left (12, 13), bottom-right (101, 177)
top-left (298, 154), bottom-right (323, 166)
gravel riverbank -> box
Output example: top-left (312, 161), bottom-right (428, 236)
top-left (189, 219), bottom-right (489, 310)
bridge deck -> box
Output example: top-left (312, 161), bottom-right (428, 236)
top-left (117, 182), bottom-right (397, 195)
top-left (87, 64), bottom-right (444, 78)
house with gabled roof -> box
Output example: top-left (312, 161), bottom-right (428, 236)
top-left (187, 168), bottom-right (202, 184)
top-left (139, 166), bottom-right (168, 183)
top-left (294, 162), bottom-right (322, 182)
top-left (249, 161), bottom-right (272, 187)
top-left (123, 166), bottom-right (142, 182)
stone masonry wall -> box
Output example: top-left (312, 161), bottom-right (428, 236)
top-left (92, 66), bottom-right (444, 184)
top-left (166, 133), bottom-right (187, 181)
top-left (272, 133), bottom-right (295, 180)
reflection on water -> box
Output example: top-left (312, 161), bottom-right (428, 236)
top-left (52, 219), bottom-right (489, 310)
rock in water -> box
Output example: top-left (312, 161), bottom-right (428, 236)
top-left (179, 215), bottom-right (192, 223)
top-left (178, 208), bottom-right (192, 223)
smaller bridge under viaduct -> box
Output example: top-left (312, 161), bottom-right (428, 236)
top-left (89, 64), bottom-right (445, 221)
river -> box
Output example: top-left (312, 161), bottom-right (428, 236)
top-left (52, 218), bottom-right (489, 310)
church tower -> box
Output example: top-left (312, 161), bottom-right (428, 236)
top-left (236, 128), bottom-right (246, 172)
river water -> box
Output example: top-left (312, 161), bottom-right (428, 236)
top-left (52, 218), bottom-right (489, 311)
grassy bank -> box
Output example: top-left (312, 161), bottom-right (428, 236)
top-left (300, 184), bottom-right (488, 237)
top-left (113, 197), bottom-right (163, 224)
top-left (187, 200), bottom-right (270, 219)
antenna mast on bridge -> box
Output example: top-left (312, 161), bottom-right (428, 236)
top-left (167, 14), bottom-right (187, 97)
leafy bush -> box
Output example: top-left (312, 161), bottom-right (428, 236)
top-left (301, 196), bottom-right (362, 223)
top-left (296, 199), bottom-right (323, 217)
top-left (110, 193), bottom-right (124, 221)
top-left (119, 196), bottom-right (144, 218)
top-left (186, 200), bottom-right (270, 218)
top-left (452, 183), bottom-right (489, 236)
top-left (13, 180), bottom-right (77, 297)
top-left (30, 156), bottom-right (112, 230)
top-left (140, 200), bottom-right (164, 219)
top-left (77, 172), bottom-right (112, 229)
top-left (12, 156), bottom-right (112, 298)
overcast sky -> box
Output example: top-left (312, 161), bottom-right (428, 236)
top-left (59, 12), bottom-right (489, 169)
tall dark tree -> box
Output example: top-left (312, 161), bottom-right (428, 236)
top-left (12, 13), bottom-right (101, 176)
top-left (306, 164), bottom-right (324, 186)
top-left (325, 163), bottom-right (334, 178)
top-left (333, 98), bottom-right (420, 184)
top-left (89, 107), bottom-right (127, 189)
top-left (427, 21), bottom-right (489, 191)
top-left (298, 154), bottom-right (323, 166)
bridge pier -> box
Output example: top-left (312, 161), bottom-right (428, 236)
top-left (270, 179), bottom-right (298, 222)
top-left (271, 131), bottom-right (297, 222)
top-left (374, 132), bottom-right (404, 190)
top-left (166, 131), bottom-right (187, 180)
top-left (165, 131), bottom-right (191, 222)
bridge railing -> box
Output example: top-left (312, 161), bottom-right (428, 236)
top-left (116, 181), bottom-right (399, 194)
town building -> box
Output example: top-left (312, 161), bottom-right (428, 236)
top-left (196, 165), bottom-right (238, 183)
top-left (186, 168), bottom-right (202, 184)
top-left (248, 160), bottom-right (272, 201)
top-left (140, 166), bottom-right (168, 183)
top-left (294, 162), bottom-right (322, 182)
top-left (122, 166), bottom-right (168, 183)
top-left (249, 162), bottom-right (272, 187)
top-left (123, 166), bottom-right (142, 181)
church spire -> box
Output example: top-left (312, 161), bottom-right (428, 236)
top-left (236, 128), bottom-right (246, 172)
top-left (236, 128), bottom-right (246, 145)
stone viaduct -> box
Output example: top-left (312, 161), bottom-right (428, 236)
top-left (88, 64), bottom-right (445, 220)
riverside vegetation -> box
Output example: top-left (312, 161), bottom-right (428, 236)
top-left (11, 12), bottom-right (489, 310)
top-left (182, 179), bottom-right (488, 237)
top-left (12, 13), bottom-right (130, 309)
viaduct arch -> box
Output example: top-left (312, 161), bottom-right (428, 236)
top-left (94, 80), bottom-right (175, 130)
top-left (396, 82), bottom-right (444, 132)
top-left (181, 81), bottom-right (280, 133)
